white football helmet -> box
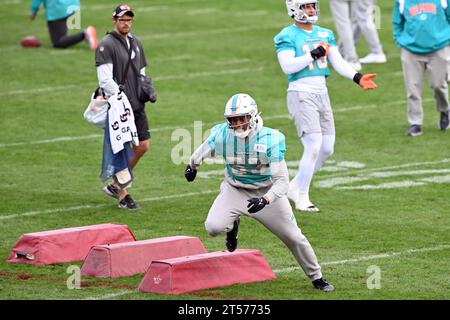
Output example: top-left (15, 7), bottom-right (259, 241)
top-left (224, 93), bottom-right (259, 139)
top-left (286, 0), bottom-right (320, 24)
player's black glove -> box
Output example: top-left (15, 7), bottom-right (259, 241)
top-left (247, 197), bottom-right (269, 214)
top-left (310, 46), bottom-right (326, 60)
top-left (184, 165), bottom-right (197, 182)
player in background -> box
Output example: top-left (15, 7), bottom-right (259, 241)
top-left (393, 0), bottom-right (450, 136)
top-left (274, 0), bottom-right (377, 212)
top-left (184, 93), bottom-right (335, 292)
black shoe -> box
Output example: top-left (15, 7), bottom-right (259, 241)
top-left (312, 278), bottom-right (335, 292)
top-left (440, 111), bottom-right (449, 130)
top-left (405, 124), bottom-right (422, 136)
top-left (103, 184), bottom-right (119, 200)
top-left (226, 219), bottom-right (240, 252)
top-left (118, 194), bottom-right (140, 210)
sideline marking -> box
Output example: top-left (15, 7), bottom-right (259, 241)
top-left (272, 244), bottom-right (450, 274)
top-left (0, 100), bottom-right (406, 149)
top-left (0, 190), bottom-right (216, 220)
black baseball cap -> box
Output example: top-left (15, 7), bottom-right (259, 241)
top-left (112, 4), bottom-right (134, 18)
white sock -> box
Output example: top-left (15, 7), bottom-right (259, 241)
top-left (293, 133), bottom-right (322, 194)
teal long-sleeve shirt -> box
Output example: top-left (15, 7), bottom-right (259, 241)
top-left (31, 0), bottom-right (80, 22)
top-left (393, 0), bottom-right (450, 53)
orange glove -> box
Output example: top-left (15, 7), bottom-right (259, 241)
top-left (354, 73), bottom-right (377, 90)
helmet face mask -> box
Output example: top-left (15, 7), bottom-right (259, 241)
top-left (286, 0), bottom-right (320, 24)
top-left (224, 93), bottom-right (259, 139)
top-left (226, 115), bottom-right (252, 139)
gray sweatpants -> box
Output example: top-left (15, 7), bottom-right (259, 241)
top-left (329, 0), bottom-right (358, 62)
top-left (400, 47), bottom-right (450, 126)
top-left (352, 0), bottom-right (383, 54)
top-left (204, 180), bottom-right (323, 281)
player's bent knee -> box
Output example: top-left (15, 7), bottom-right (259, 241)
top-left (204, 221), bottom-right (223, 237)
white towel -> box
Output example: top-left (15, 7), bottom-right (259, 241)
top-left (107, 93), bottom-right (139, 154)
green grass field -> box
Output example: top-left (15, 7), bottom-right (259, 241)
top-left (1, 0), bottom-right (449, 300)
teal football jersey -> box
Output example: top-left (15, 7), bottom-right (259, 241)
top-left (274, 24), bottom-right (336, 82)
top-left (207, 123), bottom-right (286, 185)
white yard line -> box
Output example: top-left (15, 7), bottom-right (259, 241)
top-left (0, 134), bottom-right (102, 148)
top-left (187, 8), bottom-right (219, 15)
top-left (136, 6), bottom-right (169, 12)
top-left (0, 66), bottom-right (269, 96)
top-left (83, 244), bottom-right (450, 299)
top-left (3, 84), bottom-right (79, 95)
top-left (139, 24), bottom-right (284, 40)
top-left (214, 58), bottom-right (250, 66)
top-left (336, 180), bottom-right (426, 190)
top-left (0, 190), bottom-right (216, 221)
top-left (0, 101), bottom-right (397, 149)
top-left (272, 244), bottom-right (450, 274)
top-left (316, 158), bottom-right (450, 181)
top-left (83, 290), bottom-right (136, 300)
top-left (154, 54), bottom-right (192, 62)
top-left (85, 0), bottom-right (221, 10)
top-left (316, 168), bottom-right (450, 188)
top-left (154, 66), bottom-right (268, 81)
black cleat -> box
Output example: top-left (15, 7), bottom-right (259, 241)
top-left (118, 194), bottom-right (140, 210)
top-left (226, 219), bottom-right (240, 252)
top-left (312, 278), bottom-right (335, 292)
top-left (103, 184), bottom-right (119, 200)
top-left (440, 111), bottom-right (449, 130)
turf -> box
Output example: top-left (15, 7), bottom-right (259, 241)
top-left (0, 0), bottom-right (449, 300)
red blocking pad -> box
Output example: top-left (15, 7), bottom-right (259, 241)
top-left (138, 249), bottom-right (276, 294)
top-left (7, 223), bottom-right (135, 265)
top-left (81, 236), bottom-right (207, 278)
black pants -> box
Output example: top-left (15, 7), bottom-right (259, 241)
top-left (47, 17), bottom-right (85, 49)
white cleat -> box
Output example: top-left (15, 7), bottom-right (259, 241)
top-left (287, 181), bottom-right (320, 212)
top-left (296, 204), bottom-right (320, 213)
top-left (359, 53), bottom-right (387, 64)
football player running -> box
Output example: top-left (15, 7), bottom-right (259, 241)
top-left (184, 93), bottom-right (334, 292)
top-left (274, 0), bottom-right (377, 212)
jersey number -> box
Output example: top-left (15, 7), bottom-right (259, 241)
top-left (302, 43), bottom-right (328, 70)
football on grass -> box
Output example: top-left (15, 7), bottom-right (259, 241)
top-left (20, 36), bottom-right (41, 48)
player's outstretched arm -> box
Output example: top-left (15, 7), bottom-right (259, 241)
top-left (328, 46), bottom-right (378, 89)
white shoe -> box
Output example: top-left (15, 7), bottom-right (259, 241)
top-left (288, 184), bottom-right (320, 213)
top-left (359, 53), bottom-right (387, 64)
top-left (346, 60), bottom-right (362, 71)
top-left (296, 203), bottom-right (320, 213)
